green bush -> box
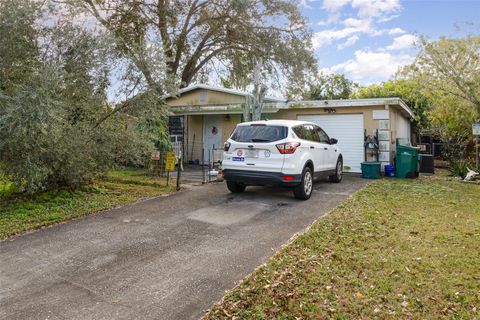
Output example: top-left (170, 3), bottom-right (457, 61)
top-left (0, 1), bottom-right (166, 194)
top-left (0, 170), bottom-right (16, 198)
top-left (0, 65), bottom-right (158, 193)
top-left (448, 159), bottom-right (476, 178)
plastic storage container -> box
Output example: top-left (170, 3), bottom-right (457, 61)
top-left (361, 162), bottom-right (381, 179)
top-left (384, 165), bottom-right (395, 177)
top-left (396, 144), bottom-right (419, 178)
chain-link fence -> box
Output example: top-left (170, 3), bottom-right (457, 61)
top-left (149, 143), bottom-right (224, 189)
top-left (180, 143), bottom-right (223, 184)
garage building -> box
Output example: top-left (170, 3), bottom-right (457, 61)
top-left (165, 84), bottom-right (415, 173)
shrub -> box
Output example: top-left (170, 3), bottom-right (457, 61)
top-left (0, 2), bottom-right (166, 193)
top-left (0, 168), bottom-right (16, 198)
top-left (0, 66), bottom-right (156, 193)
top-left (448, 159), bottom-right (476, 178)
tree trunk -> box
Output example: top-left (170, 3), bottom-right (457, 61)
top-left (251, 85), bottom-right (266, 121)
top-left (250, 58), bottom-right (266, 121)
top-left (242, 97), bottom-right (251, 122)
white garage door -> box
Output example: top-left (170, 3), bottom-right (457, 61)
top-left (297, 114), bottom-right (364, 173)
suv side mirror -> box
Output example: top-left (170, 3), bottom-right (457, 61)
top-left (329, 138), bottom-right (338, 145)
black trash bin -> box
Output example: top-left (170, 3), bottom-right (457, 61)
top-left (419, 154), bottom-right (435, 174)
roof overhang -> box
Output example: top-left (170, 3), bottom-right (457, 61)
top-left (169, 103), bottom-right (282, 115)
top-left (284, 98), bottom-right (415, 120)
top-left (169, 97), bottom-right (415, 120)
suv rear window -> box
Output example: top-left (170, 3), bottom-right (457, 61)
top-left (231, 125), bottom-right (288, 142)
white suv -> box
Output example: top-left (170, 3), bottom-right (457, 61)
top-left (222, 120), bottom-right (343, 200)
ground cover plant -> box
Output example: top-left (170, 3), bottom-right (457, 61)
top-left (0, 169), bottom-right (174, 239)
top-left (205, 175), bottom-right (480, 319)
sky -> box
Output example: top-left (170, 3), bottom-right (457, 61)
top-left (300, 0), bottom-right (480, 84)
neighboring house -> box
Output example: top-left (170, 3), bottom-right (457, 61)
top-left (165, 84), bottom-right (414, 173)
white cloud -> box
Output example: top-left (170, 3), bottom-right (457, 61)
top-left (325, 49), bottom-right (414, 82)
top-left (298, 0), bottom-right (314, 9)
top-left (312, 27), bottom-right (360, 48)
top-left (350, 0), bottom-right (402, 18)
top-left (314, 0), bottom-right (404, 50)
top-left (388, 27), bottom-right (406, 35)
top-left (313, 17), bottom-right (376, 49)
top-left (386, 34), bottom-right (418, 50)
top-left (342, 17), bottom-right (373, 29)
top-left (317, 12), bottom-right (342, 26)
top-left (337, 35), bottom-right (360, 50)
top-left (322, 0), bottom-right (351, 12)
top-left (321, 0), bottom-right (401, 18)
top-left (315, 0), bottom-right (413, 82)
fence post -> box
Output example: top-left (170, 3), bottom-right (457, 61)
top-left (208, 147), bottom-right (211, 182)
top-left (476, 135), bottom-right (479, 169)
top-left (202, 148), bottom-right (206, 184)
top-left (176, 155), bottom-right (181, 191)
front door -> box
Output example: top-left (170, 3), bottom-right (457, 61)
top-left (203, 115), bottom-right (223, 163)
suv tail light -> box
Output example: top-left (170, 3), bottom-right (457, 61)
top-left (224, 142), bottom-right (231, 152)
top-left (276, 142), bottom-right (300, 154)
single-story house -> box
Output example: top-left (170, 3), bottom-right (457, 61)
top-left (165, 84), bottom-right (414, 173)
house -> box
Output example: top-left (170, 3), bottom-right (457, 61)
top-left (165, 84), bottom-right (414, 173)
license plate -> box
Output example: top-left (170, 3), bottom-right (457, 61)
top-left (246, 150), bottom-right (258, 158)
top-left (232, 157), bottom-right (244, 161)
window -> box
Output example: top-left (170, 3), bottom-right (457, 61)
top-left (168, 116), bottom-right (184, 135)
top-left (199, 89), bottom-right (208, 103)
top-left (315, 126), bottom-right (330, 143)
top-left (231, 125), bottom-right (288, 142)
top-left (292, 125), bottom-right (307, 140)
top-left (304, 125), bottom-right (320, 142)
top-left (294, 125), bottom-right (321, 142)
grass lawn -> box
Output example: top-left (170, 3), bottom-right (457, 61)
top-left (205, 175), bottom-right (480, 319)
top-left (0, 168), bottom-right (175, 240)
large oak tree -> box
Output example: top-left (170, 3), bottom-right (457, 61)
top-left (64, 0), bottom-right (316, 95)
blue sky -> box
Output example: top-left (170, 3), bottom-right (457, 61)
top-left (300, 0), bottom-right (480, 84)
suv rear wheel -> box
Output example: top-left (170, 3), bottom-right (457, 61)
top-left (226, 181), bottom-right (246, 193)
top-left (329, 158), bottom-right (343, 183)
top-left (293, 167), bottom-right (313, 200)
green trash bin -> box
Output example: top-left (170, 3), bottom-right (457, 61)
top-left (396, 144), bottom-right (419, 178)
top-left (361, 161), bottom-right (381, 179)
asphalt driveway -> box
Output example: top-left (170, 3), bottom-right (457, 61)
top-left (0, 175), bottom-right (367, 320)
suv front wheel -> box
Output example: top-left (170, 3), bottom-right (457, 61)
top-left (226, 181), bottom-right (246, 193)
top-left (293, 167), bottom-right (313, 200)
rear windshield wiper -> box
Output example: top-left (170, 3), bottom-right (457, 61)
top-left (251, 139), bottom-right (270, 142)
